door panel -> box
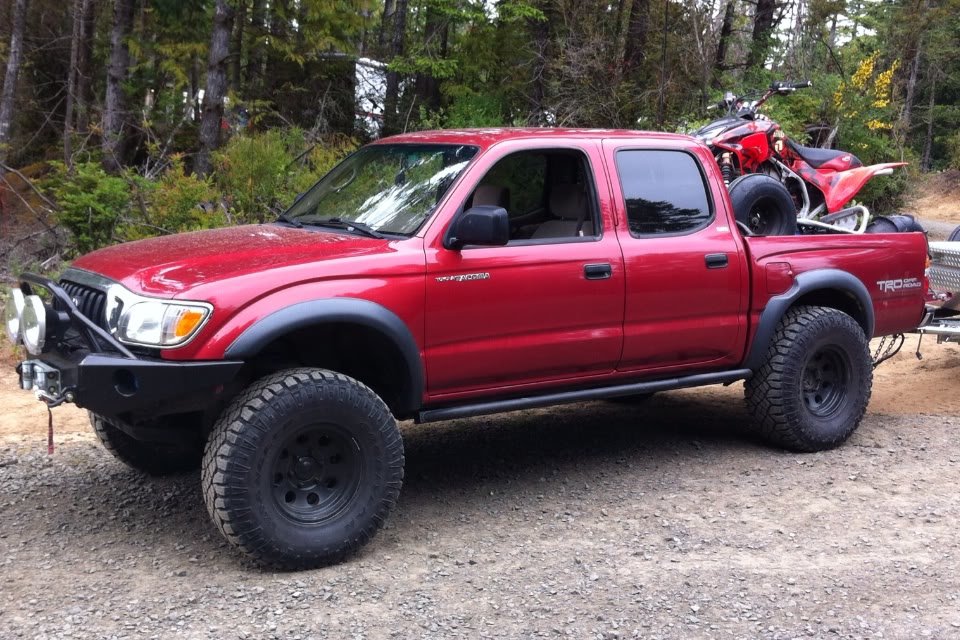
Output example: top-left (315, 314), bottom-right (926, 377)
top-left (424, 239), bottom-right (624, 396)
top-left (603, 142), bottom-right (749, 372)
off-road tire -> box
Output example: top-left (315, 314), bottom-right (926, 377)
top-left (744, 305), bottom-right (872, 452)
top-left (729, 174), bottom-right (798, 236)
top-left (90, 412), bottom-right (202, 475)
top-left (201, 368), bottom-right (404, 569)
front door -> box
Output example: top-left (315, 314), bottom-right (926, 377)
top-left (423, 143), bottom-right (625, 400)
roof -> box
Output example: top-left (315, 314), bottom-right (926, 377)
top-left (375, 127), bottom-right (693, 150)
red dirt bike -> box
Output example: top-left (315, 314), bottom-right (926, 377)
top-left (693, 81), bottom-right (909, 235)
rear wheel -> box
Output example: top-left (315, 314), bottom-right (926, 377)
top-left (90, 413), bottom-right (202, 475)
top-left (744, 305), bottom-right (872, 452)
top-left (729, 174), bottom-right (798, 236)
top-left (202, 368), bottom-right (404, 569)
top-left (949, 224), bottom-right (960, 242)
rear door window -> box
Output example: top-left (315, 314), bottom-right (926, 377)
top-left (614, 150), bottom-right (713, 236)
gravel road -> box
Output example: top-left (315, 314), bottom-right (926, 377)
top-left (2, 344), bottom-right (960, 640)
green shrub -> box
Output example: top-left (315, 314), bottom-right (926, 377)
top-left (122, 159), bottom-right (223, 240)
top-left (43, 162), bottom-right (132, 254)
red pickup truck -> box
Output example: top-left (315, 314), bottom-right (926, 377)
top-left (5, 128), bottom-right (928, 568)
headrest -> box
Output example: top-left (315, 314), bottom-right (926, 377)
top-left (472, 184), bottom-right (509, 209)
top-left (549, 183), bottom-right (586, 220)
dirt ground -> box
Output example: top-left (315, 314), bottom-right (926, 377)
top-left (2, 174), bottom-right (960, 639)
top-left (2, 339), bottom-right (960, 640)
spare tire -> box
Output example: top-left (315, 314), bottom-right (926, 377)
top-left (728, 174), bottom-right (798, 236)
top-left (865, 213), bottom-right (925, 234)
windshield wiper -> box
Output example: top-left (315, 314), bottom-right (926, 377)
top-left (275, 213), bottom-right (302, 228)
top-left (305, 217), bottom-right (386, 239)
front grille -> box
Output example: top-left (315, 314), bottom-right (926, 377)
top-left (58, 280), bottom-right (108, 329)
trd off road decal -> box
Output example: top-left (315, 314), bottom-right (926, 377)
top-left (876, 277), bottom-right (922, 294)
top-left (435, 273), bottom-right (491, 283)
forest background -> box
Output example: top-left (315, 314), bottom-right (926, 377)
top-left (0, 0), bottom-right (958, 269)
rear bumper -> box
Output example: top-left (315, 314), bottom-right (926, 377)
top-left (17, 352), bottom-right (242, 420)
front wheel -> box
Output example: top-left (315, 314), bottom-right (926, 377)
top-left (201, 369), bottom-right (404, 569)
top-left (744, 306), bottom-right (872, 452)
top-left (729, 174), bottom-right (798, 236)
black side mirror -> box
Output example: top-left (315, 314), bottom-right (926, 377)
top-left (448, 206), bottom-right (509, 249)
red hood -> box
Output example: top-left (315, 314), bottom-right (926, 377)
top-left (71, 224), bottom-right (394, 297)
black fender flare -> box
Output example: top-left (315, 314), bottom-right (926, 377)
top-left (744, 269), bottom-right (875, 372)
top-left (225, 298), bottom-right (424, 415)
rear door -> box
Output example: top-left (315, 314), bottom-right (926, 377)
top-left (602, 140), bottom-right (750, 372)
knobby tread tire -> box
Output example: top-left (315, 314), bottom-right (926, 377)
top-left (90, 412), bottom-right (201, 476)
top-left (201, 368), bottom-right (404, 569)
top-left (744, 305), bottom-right (872, 452)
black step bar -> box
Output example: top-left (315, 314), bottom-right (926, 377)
top-left (417, 369), bottom-right (752, 424)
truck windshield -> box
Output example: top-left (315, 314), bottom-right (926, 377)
top-left (280, 143), bottom-right (479, 236)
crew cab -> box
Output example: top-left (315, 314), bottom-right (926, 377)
top-left (4, 129), bottom-right (929, 568)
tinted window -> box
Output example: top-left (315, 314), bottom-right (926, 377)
top-left (615, 150), bottom-right (712, 236)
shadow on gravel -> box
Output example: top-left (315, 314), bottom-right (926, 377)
top-left (398, 388), bottom-right (761, 497)
top-left (13, 387), bottom-right (761, 565)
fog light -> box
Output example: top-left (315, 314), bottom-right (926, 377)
top-left (4, 288), bottom-right (24, 344)
top-left (21, 295), bottom-right (47, 355)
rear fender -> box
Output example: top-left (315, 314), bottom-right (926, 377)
top-left (744, 269), bottom-right (874, 372)
top-left (822, 163), bottom-right (907, 213)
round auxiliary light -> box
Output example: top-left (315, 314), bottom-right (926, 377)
top-left (20, 295), bottom-right (47, 356)
top-left (4, 288), bottom-right (25, 344)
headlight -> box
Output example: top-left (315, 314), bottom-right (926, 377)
top-left (4, 288), bottom-right (25, 344)
top-left (116, 301), bottom-right (211, 347)
top-left (21, 295), bottom-right (47, 355)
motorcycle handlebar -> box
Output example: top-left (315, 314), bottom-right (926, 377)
top-left (772, 80), bottom-right (812, 91)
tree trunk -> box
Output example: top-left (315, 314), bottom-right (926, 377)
top-left (0, 0), bottom-right (29, 166)
top-left (415, 5), bottom-right (447, 113)
top-left (247, 0), bottom-right (267, 93)
top-left (382, 0), bottom-right (408, 135)
top-left (747, 0), bottom-right (778, 69)
top-left (921, 73), bottom-right (936, 171)
top-left (901, 39), bottom-right (923, 135)
top-left (714, 0), bottom-right (735, 77)
top-left (64, 0), bottom-right (92, 170)
top-left (623, 0), bottom-right (650, 77)
top-left (230, 0), bottom-right (248, 93)
top-left (196, 0), bottom-right (235, 177)
top-left (76, 0), bottom-right (96, 132)
top-left (527, 1), bottom-right (550, 122)
top-left (102, 0), bottom-right (136, 173)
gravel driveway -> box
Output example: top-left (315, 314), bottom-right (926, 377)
top-left (2, 351), bottom-right (960, 639)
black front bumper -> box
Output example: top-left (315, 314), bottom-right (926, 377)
top-left (18, 353), bottom-right (242, 419)
top-left (14, 272), bottom-right (243, 420)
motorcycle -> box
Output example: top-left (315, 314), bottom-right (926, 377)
top-left (692, 81), bottom-right (908, 235)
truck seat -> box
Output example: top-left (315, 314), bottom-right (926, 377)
top-left (533, 183), bottom-right (594, 238)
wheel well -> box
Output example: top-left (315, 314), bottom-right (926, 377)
top-left (243, 322), bottom-right (415, 418)
top-left (793, 289), bottom-right (870, 335)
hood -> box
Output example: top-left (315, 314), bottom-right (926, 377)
top-left (71, 224), bottom-right (395, 297)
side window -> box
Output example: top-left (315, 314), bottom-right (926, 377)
top-left (615, 150), bottom-right (712, 236)
top-left (466, 149), bottom-right (599, 243)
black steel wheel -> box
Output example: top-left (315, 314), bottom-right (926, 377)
top-left (269, 424), bottom-right (364, 525)
top-left (745, 305), bottom-right (872, 452)
top-left (801, 346), bottom-right (850, 418)
top-left (729, 174), bottom-right (798, 236)
top-left (202, 368), bottom-right (404, 569)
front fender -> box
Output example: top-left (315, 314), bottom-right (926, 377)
top-left (224, 298), bottom-right (425, 415)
